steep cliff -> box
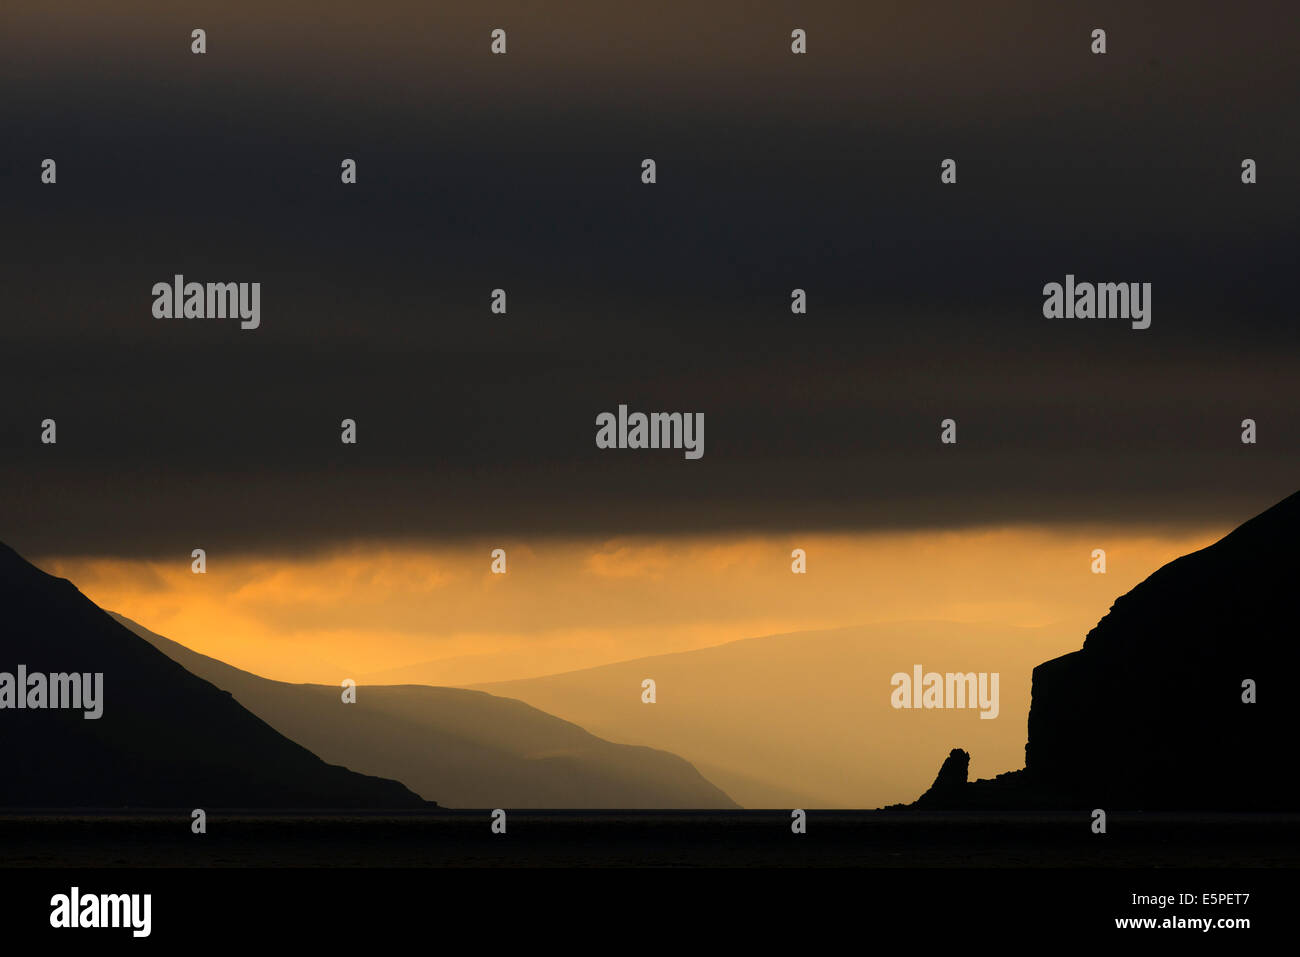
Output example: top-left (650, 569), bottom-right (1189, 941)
top-left (911, 490), bottom-right (1297, 810)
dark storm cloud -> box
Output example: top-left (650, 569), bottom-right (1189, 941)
top-left (1, 1), bottom-right (1297, 557)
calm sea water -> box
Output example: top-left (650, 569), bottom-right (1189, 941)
top-left (2, 810), bottom-right (1296, 867)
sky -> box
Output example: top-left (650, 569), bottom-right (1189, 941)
top-left (42, 525), bottom-right (1220, 685)
top-left (0, 2), bottom-right (1296, 800)
top-left (1, 0), bottom-right (1296, 559)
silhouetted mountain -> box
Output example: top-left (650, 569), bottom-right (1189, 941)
top-left (117, 615), bottom-right (738, 809)
top-left (475, 621), bottom-right (1070, 808)
top-left (910, 490), bottom-right (1298, 810)
top-left (0, 541), bottom-right (426, 808)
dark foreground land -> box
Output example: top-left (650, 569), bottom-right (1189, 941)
top-left (3, 810), bottom-right (1297, 867)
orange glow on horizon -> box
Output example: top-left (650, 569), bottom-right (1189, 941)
top-left (38, 524), bottom-right (1221, 687)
